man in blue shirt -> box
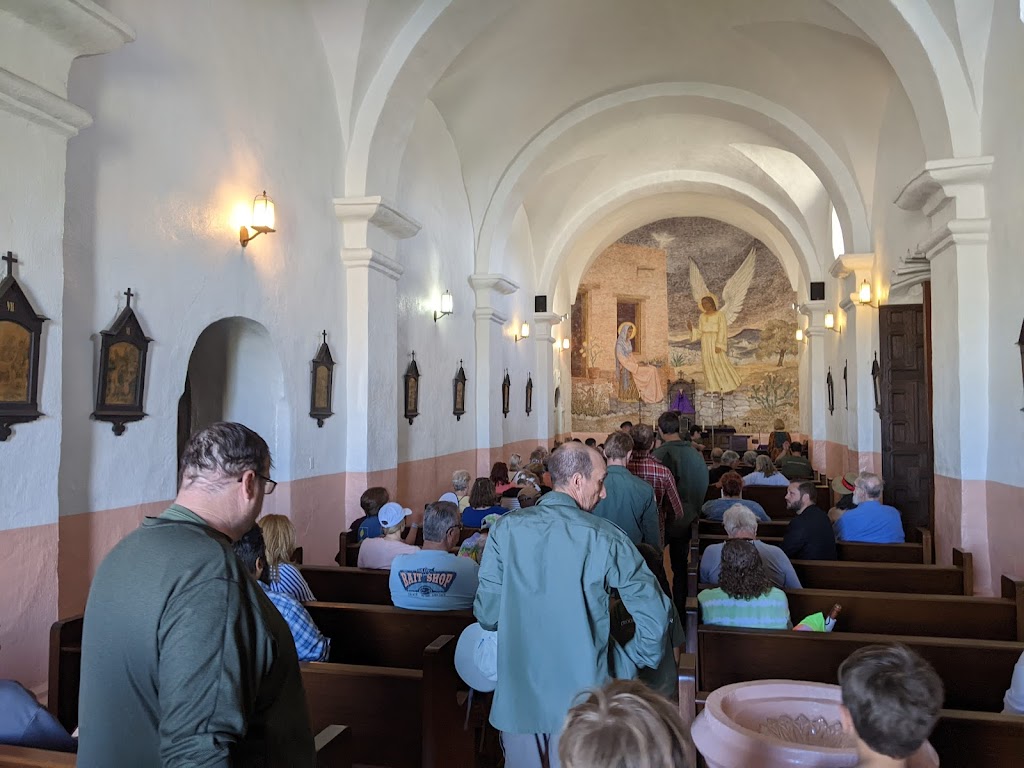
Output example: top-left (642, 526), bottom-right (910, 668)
top-left (391, 501), bottom-right (479, 611)
top-left (233, 525), bottom-right (331, 662)
top-left (834, 472), bottom-right (905, 544)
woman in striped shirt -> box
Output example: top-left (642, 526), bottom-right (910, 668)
top-left (258, 514), bottom-right (316, 603)
top-left (697, 538), bottom-right (790, 629)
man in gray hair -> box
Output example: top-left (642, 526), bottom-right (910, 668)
top-left (79, 422), bottom-right (314, 766)
top-left (834, 472), bottom-right (905, 543)
top-left (698, 504), bottom-right (801, 589)
top-left (476, 441), bottom-right (671, 768)
top-left (389, 500), bottom-right (478, 611)
top-left (452, 469), bottom-right (472, 511)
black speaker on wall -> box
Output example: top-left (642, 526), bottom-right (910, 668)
top-left (809, 282), bottom-right (825, 301)
top-left (535, 295), bottom-right (547, 313)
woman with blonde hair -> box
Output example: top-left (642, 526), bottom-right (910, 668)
top-left (742, 454), bottom-right (789, 487)
top-left (258, 514), bottom-right (316, 602)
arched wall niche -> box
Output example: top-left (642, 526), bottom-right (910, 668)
top-left (183, 317), bottom-right (291, 481)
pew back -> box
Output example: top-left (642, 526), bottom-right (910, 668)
top-left (930, 710), bottom-right (1024, 768)
top-left (306, 602), bottom-right (474, 669)
top-left (792, 551), bottom-right (972, 595)
top-left (47, 617), bottom-right (82, 732)
top-left (301, 566), bottom-right (391, 604)
top-left (693, 626), bottom-right (1023, 711)
top-left (696, 534), bottom-right (927, 564)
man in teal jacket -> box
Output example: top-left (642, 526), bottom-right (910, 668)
top-left (475, 442), bottom-right (671, 768)
top-left (652, 410), bottom-right (709, 609)
top-left (592, 430), bottom-right (661, 547)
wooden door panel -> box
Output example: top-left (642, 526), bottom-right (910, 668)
top-left (880, 305), bottom-right (934, 536)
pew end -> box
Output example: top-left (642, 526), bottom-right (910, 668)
top-left (915, 527), bottom-right (933, 564)
top-left (0, 746), bottom-right (77, 767)
top-left (952, 548), bottom-right (974, 595)
top-left (677, 652), bottom-right (698, 768)
top-left (1001, 575), bottom-right (1024, 641)
top-left (314, 724), bottom-right (352, 768)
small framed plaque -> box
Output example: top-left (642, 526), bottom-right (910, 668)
top-left (310, 330), bottom-right (335, 427)
top-left (0, 252), bottom-right (47, 441)
top-left (525, 374), bottom-right (533, 416)
top-left (453, 360), bottom-right (467, 421)
top-left (501, 370), bottom-right (511, 418)
top-left (404, 353), bottom-right (421, 425)
top-left (93, 288), bottom-right (151, 436)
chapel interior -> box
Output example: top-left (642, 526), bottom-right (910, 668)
top-left (1, 0), bottom-right (1023, 763)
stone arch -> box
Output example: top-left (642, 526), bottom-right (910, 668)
top-left (183, 316), bottom-right (291, 479)
top-left (538, 171), bottom-right (821, 300)
top-left (476, 82), bottom-right (871, 270)
top-left (341, 1), bottom-right (976, 202)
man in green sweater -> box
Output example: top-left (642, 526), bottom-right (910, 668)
top-left (78, 422), bottom-right (315, 767)
top-left (652, 411), bottom-right (709, 609)
top-left (592, 430), bottom-right (661, 548)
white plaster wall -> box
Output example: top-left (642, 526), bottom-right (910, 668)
top-left (60, 0), bottom-right (343, 517)
top-left (982, 2), bottom-right (1024, 487)
top-left (0, 111), bottom-right (67, 532)
top-left (498, 206), bottom-right (542, 447)
top-left (394, 100), bottom-right (477, 462)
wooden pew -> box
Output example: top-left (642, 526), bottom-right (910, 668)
top-left (681, 626), bottom-right (1024, 716)
top-left (45, 615), bottom-right (360, 767)
top-left (0, 729), bottom-right (354, 768)
top-left (685, 579), bottom-right (1024, 648)
top-left (703, 485), bottom-right (830, 518)
top-left (697, 518), bottom-right (790, 538)
top-left (302, 635), bottom-right (474, 768)
top-left (793, 549), bottom-right (973, 595)
top-left (695, 533), bottom-right (929, 564)
top-left (929, 709), bottom-right (1024, 768)
top-left (305, 602), bottom-right (475, 669)
top-left (334, 531), bottom-right (360, 567)
top-left (300, 565), bottom-right (391, 605)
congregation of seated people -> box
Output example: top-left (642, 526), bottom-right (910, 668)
top-left (10, 418), bottom-right (1017, 768)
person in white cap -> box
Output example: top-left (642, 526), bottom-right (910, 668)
top-left (357, 502), bottom-right (420, 569)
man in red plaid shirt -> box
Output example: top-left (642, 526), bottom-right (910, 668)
top-left (626, 423), bottom-right (683, 548)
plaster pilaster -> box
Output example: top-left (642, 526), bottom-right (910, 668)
top-left (336, 197), bottom-right (420, 474)
top-left (531, 312), bottom-right (562, 440)
top-left (894, 158), bottom-right (993, 586)
top-left (470, 274), bottom-right (518, 467)
top-left (798, 300), bottom-right (828, 464)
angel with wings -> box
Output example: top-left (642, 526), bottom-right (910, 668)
top-left (686, 248), bottom-right (757, 393)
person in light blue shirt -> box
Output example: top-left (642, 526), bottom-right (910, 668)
top-left (391, 501), bottom-right (479, 611)
top-left (833, 472), bottom-right (905, 544)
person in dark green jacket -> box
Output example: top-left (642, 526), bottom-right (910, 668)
top-left (652, 411), bottom-right (709, 610)
top-left (592, 431), bottom-right (661, 548)
top-left (78, 423), bottom-right (315, 767)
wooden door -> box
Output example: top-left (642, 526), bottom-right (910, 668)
top-left (879, 304), bottom-right (934, 538)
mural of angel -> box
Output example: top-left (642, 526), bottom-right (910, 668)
top-left (615, 321), bottom-right (664, 404)
top-left (687, 248), bottom-right (757, 393)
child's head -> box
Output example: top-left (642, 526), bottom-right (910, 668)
top-left (560, 679), bottom-right (691, 768)
top-left (359, 486), bottom-right (389, 516)
top-left (839, 644), bottom-right (943, 760)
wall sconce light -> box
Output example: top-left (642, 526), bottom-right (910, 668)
top-left (857, 280), bottom-right (872, 305)
top-left (562, 338), bottom-right (570, 350)
top-left (434, 290), bottom-right (453, 322)
top-left (825, 311), bottom-right (841, 334)
top-left (514, 322), bottom-right (530, 342)
top-left (795, 328), bottom-right (805, 343)
top-left (240, 190), bottom-right (276, 247)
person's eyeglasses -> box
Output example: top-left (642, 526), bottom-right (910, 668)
top-left (238, 472), bottom-right (277, 495)
top-left (447, 524), bottom-right (463, 536)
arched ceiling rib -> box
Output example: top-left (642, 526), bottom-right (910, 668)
top-left (338, 0), bottom-right (976, 205)
top-left (537, 170), bottom-right (822, 297)
top-left (474, 82), bottom-right (871, 272)
top-left (551, 192), bottom-right (809, 310)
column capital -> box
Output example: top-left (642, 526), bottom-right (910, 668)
top-left (830, 253), bottom-right (874, 280)
top-left (894, 157), bottom-right (993, 218)
top-left (473, 307), bottom-right (507, 326)
top-left (469, 273), bottom-right (519, 298)
top-left (340, 247), bottom-right (403, 281)
top-left (798, 299), bottom-right (827, 331)
top-left (335, 196), bottom-right (420, 260)
top-left (532, 312), bottom-right (561, 343)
